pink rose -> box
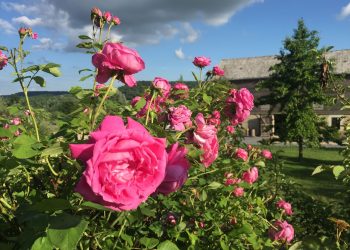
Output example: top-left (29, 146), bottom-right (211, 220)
top-left (0, 50), bottom-right (8, 70)
top-left (152, 77), bottom-right (171, 97)
top-left (3, 124), bottom-right (9, 129)
top-left (226, 126), bottom-right (235, 134)
top-left (193, 56), bottom-right (211, 68)
top-left (172, 83), bottom-right (189, 99)
top-left (233, 187), bottom-right (244, 197)
top-left (11, 118), bottom-right (21, 126)
top-left (14, 130), bottom-right (21, 137)
top-left (91, 7), bottom-right (102, 18)
top-left (156, 143), bottom-right (190, 195)
top-left (168, 105), bottom-right (192, 131)
top-left (225, 178), bottom-right (241, 186)
top-left (269, 220), bottom-right (294, 243)
top-left (262, 149), bottom-right (272, 159)
top-left (276, 200), bottom-right (293, 215)
top-left (235, 148), bottom-right (248, 161)
top-left (136, 95), bottom-right (163, 118)
top-left (213, 66), bottom-right (224, 76)
top-left (31, 32), bottom-right (38, 39)
top-left (247, 144), bottom-right (252, 151)
top-left (103, 11), bottom-right (112, 22)
top-left (225, 88), bottom-right (254, 125)
top-left (207, 110), bottom-right (221, 127)
top-left (92, 42), bottom-right (145, 86)
top-left (242, 167), bottom-right (258, 184)
top-left (70, 116), bottom-right (167, 211)
top-left (24, 110), bottom-right (31, 116)
top-left (193, 113), bottom-right (218, 167)
top-left (112, 16), bottom-right (121, 25)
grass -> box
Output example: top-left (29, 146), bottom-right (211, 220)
top-left (269, 146), bottom-right (345, 203)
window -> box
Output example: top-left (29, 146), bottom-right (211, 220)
top-left (331, 117), bottom-right (341, 129)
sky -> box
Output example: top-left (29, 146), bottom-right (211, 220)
top-left (0, 0), bottom-right (350, 95)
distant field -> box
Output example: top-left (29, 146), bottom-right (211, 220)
top-left (269, 146), bottom-right (344, 203)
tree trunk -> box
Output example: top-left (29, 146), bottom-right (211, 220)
top-left (298, 137), bottom-right (303, 161)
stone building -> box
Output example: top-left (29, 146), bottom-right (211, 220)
top-left (220, 50), bottom-right (350, 137)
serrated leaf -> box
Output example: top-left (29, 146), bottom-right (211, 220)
top-left (140, 206), bottom-right (156, 218)
top-left (13, 144), bottom-right (39, 159)
top-left (33, 76), bottom-right (46, 87)
top-left (140, 237), bottom-right (159, 249)
top-left (42, 66), bottom-right (61, 77)
top-left (47, 213), bottom-right (88, 250)
top-left (78, 35), bottom-right (91, 40)
top-left (22, 65), bottom-right (40, 73)
top-left (14, 135), bottom-right (37, 145)
top-left (207, 181), bottom-right (222, 189)
top-left (202, 93), bottom-right (212, 105)
top-left (30, 198), bottom-right (71, 212)
top-left (157, 240), bottom-right (179, 250)
top-left (0, 128), bottom-right (13, 138)
top-left (31, 236), bottom-right (53, 250)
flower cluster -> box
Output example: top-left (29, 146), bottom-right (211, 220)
top-left (18, 27), bottom-right (38, 39)
top-left (91, 7), bottom-right (120, 27)
top-left (225, 88), bottom-right (254, 126)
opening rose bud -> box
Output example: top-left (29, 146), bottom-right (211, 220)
top-left (152, 77), bottom-right (171, 97)
top-left (276, 200), bottom-right (293, 215)
top-left (91, 7), bottom-right (102, 19)
top-left (31, 32), bottom-right (38, 40)
top-left (233, 187), bottom-right (244, 197)
top-left (212, 65), bottom-right (225, 76)
top-left (18, 27), bottom-right (27, 37)
top-left (242, 167), bottom-right (259, 184)
top-left (261, 149), bottom-right (273, 159)
top-left (112, 16), bottom-right (121, 25)
top-left (103, 11), bottom-right (112, 22)
top-left (193, 56), bottom-right (211, 68)
top-left (0, 50), bottom-right (8, 70)
top-left (235, 148), bottom-right (248, 161)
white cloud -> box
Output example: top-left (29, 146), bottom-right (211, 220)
top-left (0, 18), bottom-right (16, 34)
top-left (32, 37), bottom-right (64, 51)
top-left (1, 2), bottom-right (39, 14)
top-left (180, 23), bottom-right (199, 43)
top-left (12, 16), bottom-right (43, 26)
top-left (175, 48), bottom-right (185, 59)
top-left (339, 2), bottom-right (350, 19)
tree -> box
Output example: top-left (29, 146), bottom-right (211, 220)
top-left (257, 19), bottom-right (334, 160)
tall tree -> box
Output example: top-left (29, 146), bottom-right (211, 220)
top-left (257, 19), bottom-right (333, 160)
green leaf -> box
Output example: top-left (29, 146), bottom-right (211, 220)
top-left (13, 144), bottom-right (39, 159)
top-left (0, 128), bottom-right (13, 138)
top-left (202, 93), bottom-right (212, 105)
top-left (30, 198), bottom-right (71, 212)
top-left (332, 165), bottom-right (345, 179)
top-left (47, 213), bottom-right (88, 250)
top-left (78, 35), bottom-right (92, 40)
top-left (79, 74), bottom-right (93, 82)
top-left (0, 45), bottom-right (8, 51)
top-left (31, 237), bottom-right (53, 250)
top-left (312, 165), bottom-right (326, 175)
top-left (207, 181), bottom-right (222, 189)
top-left (13, 135), bottom-right (37, 145)
top-left (140, 206), bottom-right (156, 218)
top-left (81, 201), bottom-right (112, 211)
top-left (33, 76), bottom-right (46, 87)
top-left (140, 237), bottom-right (159, 249)
top-left (41, 63), bottom-right (61, 77)
top-left (41, 144), bottom-right (64, 157)
top-left (78, 68), bottom-right (92, 74)
top-left (22, 65), bottom-right (40, 73)
top-left (191, 72), bottom-right (199, 82)
top-left (134, 97), bottom-right (146, 111)
top-left (255, 160), bottom-right (265, 168)
top-left (76, 42), bottom-right (92, 49)
top-left (157, 240), bottom-right (179, 250)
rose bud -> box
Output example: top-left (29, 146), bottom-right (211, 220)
top-left (91, 7), bottom-right (102, 19)
top-left (235, 148), bottom-right (248, 161)
top-left (261, 149), bottom-right (273, 159)
top-left (212, 65), bottom-right (225, 76)
top-left (193, 56), bottom-right (211, 68)
top-left (0, 50), bottom-right (8, 70)
top-left (233, 187), bottom-right (244, 197)
top-left (103, 11), bottom-right (112, 22)
top-left (112, 16), bottom-right (121, 25)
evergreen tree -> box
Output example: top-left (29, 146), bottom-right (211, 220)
top-left (257, 19), bottom-right (334, 160)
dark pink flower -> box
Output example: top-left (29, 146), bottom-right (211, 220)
top-left (226, 125), bottom-right (235, 134)
top-left (242, 167), bottom-right (258, 184)
top-left (156, 143), bottom-right (190, 195)
top-left (193, 56), bottom-right (211, 68)
top-left (235, 148), bottom-right (248, 161)
top-left (152, 77), bottom-right (171, 97)
top-left (112, 16), bottom-right (121, 25)
top-left (213, 66), bottom-right (224, 76)
top-left (225, 178), bottom-right (241, 186)
top-left (31, 32), bottom-right (38, 39)
top-left (233, 187), bottom-right (244, 197)
top-left (0, 50), bottom-right (8, 70)
top-left (168, 105), bottom-right (192, 131)
top-left (225, 88), bottom-right (254, 125)
top-left (172, 83), bottom-right (189, 99)
top-left (92, 42), bottom-right (145, 86)
top-left (276, 200), bottom-right (293, 215)
top-left (103, 11), bottom-right (112, 22)
top-left (69, 116), bottom-right (167, 211)
top-left (10, 118), bottom-right (21, 126)
top-left (91, 7), bottom-right (102, 18)
top-left (269, 220), bottom-right (294, 243)
top-left (262, 149), bottom-right (272, 159)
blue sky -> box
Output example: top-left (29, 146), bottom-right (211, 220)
top-left (1, 0), bottom-right (350, 95)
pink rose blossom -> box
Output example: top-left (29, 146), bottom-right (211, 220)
top-left (226, 125), bottom-right (235, 134)
top-left (31, 32), bottom-right (38, 39)
top-left (152, 77), bottom-right (171, 97)
top-left (92, 42), bottom-right (145, 86)
top-left (207, 110), bottom-right (221, 127)
top-left (225, 178), bottom-right (241, 186)
top-left (262, 149), bottom-right (273, 159)
top-left (193, 56), bottom-right (211, 68)
top-left (3, 124), bottom-right (9, 129)
top-left (172, 83), bottom-right (189, 99)
top-left (247, 144), bottom-right (253, 151)
top-left (233, 187), bottom-right (244, 197)
top-left (269, 220), bottom-right (294, 243)
top-left (0, 50), bottom-right (8, 70)
top-left (14, 130), bottom-right (21, 137)
top-left (103, 11), bottom-right (112, 22)
top-left (10, 118), bottom-right (21, 126)
top-left (212, 66), bottom-right (225, 76)
top-left (91, 7), bottom-right (102, 18)
top-left (235, 148), bottom-right (248, 161)
top-left (242, 167), bottom-right (259, 184)
top-left (156, 143), bottom-right (190, 195)
top-left (193, 113), bottom-right (219, 167)
top-left (70, 116), bottom-right (167, 211)
top-left (276, 200), bottom-right (293, 215)
top-left (112, 16), bottom-right (121, 25)
top-left (225, 88), bottom-right (254, 125)
top-left (168, 105), bottom-right (192, 131)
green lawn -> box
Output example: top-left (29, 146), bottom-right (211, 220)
top-left (269, 146), bottom-right (345, 203)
